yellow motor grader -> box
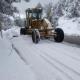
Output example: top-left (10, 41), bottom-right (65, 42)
top-left (20, 8), bottom-right (64, 43)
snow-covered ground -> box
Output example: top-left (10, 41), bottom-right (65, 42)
top-left (58, 16), bottom-right (80, 36)
top-left (0, 17), bottom-right (80, 80)
top-left (1, 26), bottom-right (79, 80)
top-left (0, 36), bottom-right (36, 80)
top-left (11, 35), bottom-right (80, 80)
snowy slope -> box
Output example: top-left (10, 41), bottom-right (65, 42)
top-left (2, 26), bottom-right (20, 39)
top-left (11, 35), bottom-right (80, 80)
top-left (58, 16), bottom-right (80, 35)
top-left (0, 37), bottom-right (36, 80)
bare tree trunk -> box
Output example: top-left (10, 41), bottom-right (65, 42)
top-left (0, 22), bottom-right (3, 38)
top-left (1, 30), bottom-right (3, 38)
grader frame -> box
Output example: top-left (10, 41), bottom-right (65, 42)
top-left (20, 8), bottom-right (64, 43)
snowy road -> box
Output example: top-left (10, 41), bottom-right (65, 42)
top-left (0, 37), bottom-right (36, 80)
top-left (11, 35), bottom-right (80, 80)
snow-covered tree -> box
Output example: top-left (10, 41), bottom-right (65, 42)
top-left (44, 2), bottom-right (53, 22)
top-left (14, 17), bottom-right (25, 27)
top-left (0, 0), bottom-right (30, 15)
top-left (58, 0), bottom-right (80, 18)
top-left (36, 2), bottom-right (43, 9)
top-left (0, 0), bottom-right (30, 31)
top-left (44, 0), bottom-right (80, 27)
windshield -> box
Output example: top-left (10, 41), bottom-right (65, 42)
top-left (32, 13), bottom-right (37, 19)
top-left (32, 13), bottom-right (41, 19)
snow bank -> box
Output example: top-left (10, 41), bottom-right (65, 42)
top-left (58, 16), bottom-right (80, 36)
top-left (2, 26), bottom-right (20, 39)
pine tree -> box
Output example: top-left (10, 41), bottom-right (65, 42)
top-left (0, 0), bottom-right (29, 15)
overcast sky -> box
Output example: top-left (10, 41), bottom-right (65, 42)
top-left (13, 0), bottom-right (59, 17)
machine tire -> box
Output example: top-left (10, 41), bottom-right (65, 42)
top-left (54, 28), bottom-right (64, 42)
top-left (20, 28), bottom-right (26, 35)
top-left (32, 29), bottom-right (40, 44)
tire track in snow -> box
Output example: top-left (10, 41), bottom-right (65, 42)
top-left (50, 43), bottom-right (80, 62)
top-left (12, 43), bottom-right (29, 65)
top-left (23, 36), bottom-right (80, 62)
top-left (12, 37), bottom-right (72, 80)
top-left (12, 36), bottom-right (80, 80)
top-left (26, 45), bottom-right (72, 80)
top-left (45, 40), bottom-right (80, 62)
top-left (29, 45), bottom-right (74, 80)
top-left (40, 53), bottom-right (80, 80)
top-left (36, 44), bottom-right (80, 75)
top-left (20, 36), bottom-right (80, 79)
top-left (42, 39), bottom-right (80, 62)
top-left (32, 44), bottom-right (80, 80)
top-left (40, 54), bottom-right (73, 80)
top-left (12, 41), bottom-right (65, 80)
top-left (21, 36), bottom-right (80, 76)
top-left (42, 43), bottom-right (80, 75)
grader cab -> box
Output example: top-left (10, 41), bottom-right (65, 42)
top-left (20, 8), bottom-right (64, 43)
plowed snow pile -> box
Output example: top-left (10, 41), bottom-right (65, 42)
top-left (58, 16), bottom-right (80, 36)
top-left (2, 26), bottom-right (20, 39)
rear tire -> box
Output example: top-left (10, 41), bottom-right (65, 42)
top-left (32, 29), bottom-right (40, 44)
top-left (54, 28), bottom-right (64, 42)
top-left (20, 28), bottom-right (26, 35)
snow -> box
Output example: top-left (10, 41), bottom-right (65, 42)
top-left (0, 25), bottom-right (80, 80)
top-left (13, 13), bottom-right (26, 19)
top-left (0, 36), bottom-right (36, 80)
top-left (2, 26), bottom-right (20, 39)
top-left (0, 17), bottom-right (80, 80)
top-left (58, 16), bottom-right (80, 35)
top-left (20, 14), bottom-right (26, 19)
top-left (11, 35), bottom-right (80, 80)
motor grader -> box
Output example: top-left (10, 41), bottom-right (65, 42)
top-left (20, 8), bottom-right (64, 43)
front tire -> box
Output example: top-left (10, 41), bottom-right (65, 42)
top-left (32, 29), bottom-right (40, 44)
top-left (54, 28), bottom-right (64, 42)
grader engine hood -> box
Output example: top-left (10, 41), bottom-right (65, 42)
top-left (43, 18), bottom-right (52, 29)
top-left (31, 19), bottom-right (43, 29)
top-left (31, 18), bottom-right (53, 30)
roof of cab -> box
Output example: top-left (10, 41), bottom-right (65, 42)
top-left (26, 8), bottom-right (42, 13)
